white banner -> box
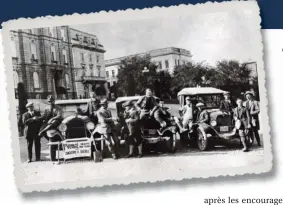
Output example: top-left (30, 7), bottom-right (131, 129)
top-left (63, 139), bottom-right (92, 160)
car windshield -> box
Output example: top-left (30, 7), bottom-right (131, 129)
top-left (196, 94), bottom-right (221, 109)
top-left (59, 103), bottom-right (87, 118)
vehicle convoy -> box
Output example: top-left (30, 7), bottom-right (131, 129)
top-left (115, 96), bottom-right (178, 153)
top-left (177, 87), bottom-right (253, 151)
top-left (45, 99), bottom-right (95, 161)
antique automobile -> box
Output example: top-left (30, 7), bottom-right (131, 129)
top-left (46, 99), bottom-right (96, 162)
top-left (177, 87), bottom-right (253, 151)
top-left (115, 96), bottom-right (178, 153)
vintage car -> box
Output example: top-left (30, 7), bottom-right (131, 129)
top-left (46, 99), bottom-right (96, 162)
top-left (115, 96), bottom-right (178, 153)
top-left (177, 87), bottom-right (253, 151)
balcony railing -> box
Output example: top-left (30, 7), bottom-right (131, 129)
top-left (82, 76), bottom-right (106, 82)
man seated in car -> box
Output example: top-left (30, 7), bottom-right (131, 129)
top-left (233, 98), bottom-right (250, 152)
top-left (135, 88), bottom-right (158, 126)
top-left (39, 95), bottom-right (63, 139)
top-left (220, 92), bottom-right (235, 116)
top-left (96, 99), bottom-right (119, 159)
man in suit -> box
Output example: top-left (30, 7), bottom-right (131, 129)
top-left (136, 88), bottom-right (158, 126)
top-left (96, 99), bottom-right (119, 159)
top-left (234, 98), bottom-right (251, 152)
top-left (244, 91), bottom-right (261, 146)
top-left (22, 102), bottom-right (43, 162)
top-left (80, 92), bottom-right (100, 124)
top-left (220, 92), bottom-right (235, 115)
top-left (39, 95), bottom-right (63, 138)
top-left (123, 100), bottom-right (142, 158)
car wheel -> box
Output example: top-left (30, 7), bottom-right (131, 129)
top-left (164, 133), bottom-right (177, 153)
top-left (49, 145), bottom-right (57, 161)
top-left (197, 129), bottom-right (209, 151)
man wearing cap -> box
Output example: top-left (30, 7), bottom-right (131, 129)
top-left (234, 98), bottom-right (251, 152)
top-left (96, 99), bottom-right (119, 159)
top-left (196, 102), bottom-right (210, 125)
top-left (220, 92), bottom-right (235, 115)
top-left (80, 92), bottom-right (100, 124)
top-left (22, 102), bottom-right (43, 162)
top-left (244, 91), bottom-right (261, 146)
top-left (123, 100), bottom-right (143, 158)
top-left (39, 95), bottom-right (63, 138)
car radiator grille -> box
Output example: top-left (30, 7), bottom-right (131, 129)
top-left (66, 119), bottom-right (87, 139)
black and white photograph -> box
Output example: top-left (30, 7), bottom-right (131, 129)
top-left (1, 1), bottom-right (271, 192)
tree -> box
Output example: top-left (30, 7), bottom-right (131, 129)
top-left (215, 60), bottom-right (252, 99)
top-left (17, 82), bottom-right (28, 136)
top-left (116, 55), bottom-right (172, 98)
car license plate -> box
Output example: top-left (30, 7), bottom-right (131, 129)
top-left (149, 129), bottom-right (156, 135)
top-left (220, 126), bottom-right (229, 132)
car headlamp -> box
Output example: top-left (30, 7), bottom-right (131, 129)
top-left (58, 123), bottom-right (67, 132)
top-left (86, 121), bottom-right (95, 130)
top-left (210, 120), bottom-right (217, 127)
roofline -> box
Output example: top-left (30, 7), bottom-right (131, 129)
top-left (105, 47), bottom-right (192, 66)
top-left (69, 27), bottom-right (98, 38)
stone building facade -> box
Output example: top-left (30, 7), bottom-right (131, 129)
top-left (105, 47), bottom-right (192, 98)
top-left (70, 28), bottom-right (108, 99)
top-left (10, 26), bottom-right (108, 99)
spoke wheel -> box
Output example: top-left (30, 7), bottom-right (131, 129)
top-left (197, 129), bottom-right (209, 151)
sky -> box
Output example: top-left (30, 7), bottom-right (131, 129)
top-left (72, 10), bottom-right (262, 66)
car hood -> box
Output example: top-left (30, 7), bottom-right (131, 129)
top-left (206, 109), bottom-right (227, 120)
top-left (62, 115), bottom-right (90, 124)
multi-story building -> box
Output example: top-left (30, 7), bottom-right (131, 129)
top-left (105, 47), bottom-right (192, 98)
top-left (10, 26), bottom-right (108, 99)
top-left (70, 28), bottom-right (108, 99)
top-left (11, 26), bottom-right (76, 99)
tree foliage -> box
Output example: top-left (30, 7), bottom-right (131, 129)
top-left (116, 55), bottom-right (172, 98)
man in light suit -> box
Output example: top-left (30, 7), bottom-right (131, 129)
top-left (96, 99), bottom-right (119, 159)
top-left (22, 102), bottom-right (43, 162)
top-left (244, 91), bottom-right (261, 146)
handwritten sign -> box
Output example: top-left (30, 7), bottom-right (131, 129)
top-left (63, 139), bottom-right (92, 160)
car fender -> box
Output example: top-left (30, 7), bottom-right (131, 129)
top-left (160, 125), bottom-right (177, 135)
top-left (46, 129), bottom-right (64, 141)
top-left (197, 123), bottom-right (213, 139)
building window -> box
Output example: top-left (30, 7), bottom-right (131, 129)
top-left (80, 53), bottom-right (84, 61)
top-left (89, 54), bottom-right (92, 62)
top-left (178, 60), bottom-right (180, 65)
top-left (175, 59), bottom-right (177, 66)
top-left (28, 29), bottom-right (33, 34)
top-left (49, 27), bottom-right (54, 37)
top-left (62, 49), bottom-right (67, 63)
top-left (61, 28), bottom-right (66, 41)
top-left (31, 42), bottom-right (37, 60)
top-left (83, 37), bottom-right (88, 43)
top-left (96, 55), bottom-right (99, 63)
top-left (158, 61), bottom-right (162, 69)
top-left (97, 66), bottom-right (101, 77)
top-left (13, 71), bottom-right (19, 89)
top-left (165, 60), bottom-right (169, 69)
top-left (106, 71), bottom-right (109, 78)
top-left (111, 70), bottom-right (115, 77)
top-left (65, 74), bottom-right (70, 88)
top-left (33, 72), bottom-right (40, 89)
top-left (89, 64), bottom-right (93, 76)
top-left (51, 45), bottom-right (56, 61)
top-left (11, 40), bottom-right (17, 58)
top-left (91, 39), bottom-right (95, 44)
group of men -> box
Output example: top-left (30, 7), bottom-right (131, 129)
top-left (22, 87), bottom-right (260, 162)
top-left (177, 90), bottom-right (260, 152)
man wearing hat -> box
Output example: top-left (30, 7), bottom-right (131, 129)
top-left (96, 99), bottom-right (119, 159)
top-left (80, 92), bottom-right (100, 124)
top-left (244, 91), bottom-right (261, 146)
top-left (123, 100), bottom-right (142, 158)
top-left (220, 92), bottom-right (235, 115)
top-left (22, 102), bottom-right (43, 162)
top-left (234, 98), bottom-right (251, 152)
top-left (39, 95), bottom-right (63, 138)
top-left (196, 102), bottom-right (210, 125)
